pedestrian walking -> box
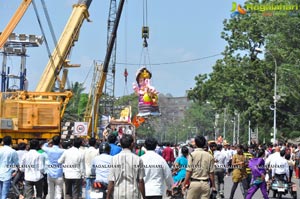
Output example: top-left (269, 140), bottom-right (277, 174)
top-left (294, 146), bottom-right (300, 188)
top-left (141, 137), bottom-right (173, 199)
top-left (214, 144), bottom-right (226, 199)
top-left (107, 134), bottom-right (122, 156)
top-left (106, 134), bottom-right (146, 199)
top-left (91, 142), bottom-right (112, 199)
top-left (243, 145), bottom-right (254, 197)
top-left (285, 153), bottom-right (295, 183)
top-left (0, 136), bottom-right (19, 199)
top-left (84, 137), bottom-right (99, 199)
top-left (135, 144), bottom-right (145, 156)
top-left (182, 135), bottom-right (216, 199)
top-left (272, 150), bottom-right (290, 182)
top-left (173, 146), bottom-right (188, 184)
top-left (154, 143), bottom-right (163, 156)
top-left (229, 144), bottom-right (247, 199)
top-left (58, 137), bottom-right (85, 199)
top-left (162, 142), bottom-right (175, 168)
top-left (38, 140), bottom-right (48, 199)
top-left (91, 142), bottom-right (112, 185)
top-left (208, 141), bottom-right (217, 157)
top-left (20, 139), bottom-right (45, 199)
top-left (246, 149), bottom-right (269, 199)
top-left (221, 142), bottom-right (232, 176)
top-left (42, 135), bottom-right (65, 199)
top-left (16, 142), bottom-right (28, 164)
top-left (13, 142), bottom-right (27, 197)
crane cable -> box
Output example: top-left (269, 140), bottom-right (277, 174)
top-left (142, 0), bottom-right (149, 48)
top-left (32, 0), bottom-right (67, 90)
top-left (123, 0), bottom-right (129, 95)
top-left (139, 0), bottom-right (151, 67)
top-left (139, 0), bottom-right (153, 84)
top-left (32, 0), bottom-right (52, 65)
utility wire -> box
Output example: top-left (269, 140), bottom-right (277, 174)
top-left (98, 53), bottom-right (222, 66)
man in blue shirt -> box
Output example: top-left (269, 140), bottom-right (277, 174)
top-left (107, 134), bottom-right (121, 156)
top-left (0, 136), bottom-right (19, 199)
top-left (42, 135), bottom-right (65, 199)
top-left (91, 142), bottom-right (112, 185)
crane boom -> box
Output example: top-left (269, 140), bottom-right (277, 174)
top-left (35, 0), bottom-right (92, 92)
top-left (84, 0), bottom-right (125, 134)
top-left (0, 0), bottom-right (32, 49)
top-left (0, 0), bottom-right (93, 140)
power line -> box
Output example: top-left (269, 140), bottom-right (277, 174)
top-left (96, 53), bottom-right (222, 66)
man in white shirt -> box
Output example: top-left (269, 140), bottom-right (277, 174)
top-left (265, 146), bottom-right (281, 180)
top-left (272, 150), bottom-right (290, 182)
top-left (84, 138), bottom-right (99, 199)
top-left (58, 137), bottom-right (85, 199)
top-left (16, 142), bottom-right (28, 165)
top-left (20, 139), bottom-right (45, 199)
top-left (214, 144), bottom-right (226, 199)
top-left (141, 137), bottom-right (173, 199)
top-left (265, 146), bottom-right (281, 169)
top-left (221, 142), bottom-right (232, 175)
top-left (126, 126), bottom-right (133, 135)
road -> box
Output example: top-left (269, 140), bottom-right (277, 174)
top-left (43, 175), bottom-right (300, 199)
top-left (222, 176), bottom-right (299, 199)
top-left (162, 175), bottom-right (300, 199)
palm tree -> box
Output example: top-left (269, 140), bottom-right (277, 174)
top-left (63, 82), bottom-right (86, 122)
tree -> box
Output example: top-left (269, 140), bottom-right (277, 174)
top-left (188, 0), bottom-right (300, 142)
top-left (63, 82), bottom-right (86, 122)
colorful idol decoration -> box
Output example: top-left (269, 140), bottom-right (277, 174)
top-left (133, 67), bottom-right (160, 117)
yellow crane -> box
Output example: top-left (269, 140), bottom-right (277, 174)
top-left (84, 0), bottom-right (127, 137)
top-left (0, 0), bottom-right (93, 140)
top-left (0, 0), bottom-right (32, 49)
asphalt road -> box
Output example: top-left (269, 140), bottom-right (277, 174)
top-left (223, 176), bottom-right (300, 199)
top-left (162, 175), bottom-right (300, 199)
top-left (43, 176), bottom-right (300, 199)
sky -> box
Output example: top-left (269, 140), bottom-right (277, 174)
top-left (0, 0), bottom-right (245, 97)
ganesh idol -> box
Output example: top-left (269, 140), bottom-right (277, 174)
top-left (133, 67), bottom-right (160, 116)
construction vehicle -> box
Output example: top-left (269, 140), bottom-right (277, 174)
top-left (0, 0), bottom-right (93, 140)
top-left (82, 0), bottom-right (134, 139)
top-left (0, 0), bottom-right (32, 49)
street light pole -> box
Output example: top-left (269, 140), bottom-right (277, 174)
top-left (255, 47), bottom-right (278, 144)
top-left (248, 120), bottom-right (251, 146)
top-left (214, 113), bottom-right (219, 141)
top-left (237, 113), bottom-right (240, 144)
top-left (232, 116), bottom-right (236, 145)
top-left (223, 108), bottom-right (226, 140)
top-left (273, 54), bottom-right (278, 145)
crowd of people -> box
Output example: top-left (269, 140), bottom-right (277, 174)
top-left (0, 134), bottom-right (299, 199)
top-left (202, 140), bottom-right (299, 199)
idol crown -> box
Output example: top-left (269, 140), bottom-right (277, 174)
top-left (141, 69), bottom-right (151, 79)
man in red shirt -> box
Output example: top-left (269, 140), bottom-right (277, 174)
top-left (162, 142), bottom-right (175, 167)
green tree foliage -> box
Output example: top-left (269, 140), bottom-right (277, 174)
top-left (184, 102), bottom-right (216, 138)
top-left (188, 0), bottom-right (300, 141)
top-left (63, 82), bottom-right (86, 122)
top-left (114, 93), bottom-right (138, 117)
